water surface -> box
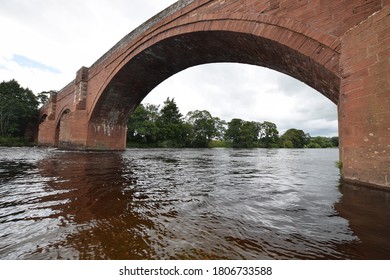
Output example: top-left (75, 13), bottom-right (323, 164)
top-left (1, 147), bottom-right (390, 259)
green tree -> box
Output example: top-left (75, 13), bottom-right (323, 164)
top-left (213, 117), bottom-right (227, 141)
top-left (37, 91), bottom-right (54, 106)
top-left (331, 136), bottom-right (339, 147)
top-left (127, 104), bottom-right (160, 145)
top-left (186, 110), bottom-right (218, 147)
top-left (307, 136), bottom-right (334, 148)
top-left (225, 118), bottom-right (260, 148)
top-left (259, 121), bottom-right (279, 148)
top-left (157, 98), bottom-right (186, 147)
top-left (239, 121), bottom-right (260, 148)
top-left (0, 80), bottom-right (38, 138)
top-left (225, 118), bottom-right (243, 146)
top-left (280, 128), bottom-right (309, 148)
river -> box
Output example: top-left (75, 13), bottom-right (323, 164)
top-left (0, 147), bottom-right (389, 260)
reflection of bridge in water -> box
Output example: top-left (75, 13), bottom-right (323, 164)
top-left (38, 0), bottom-right (390, 189)
top-left (335, 183), bottom-right (390, 259)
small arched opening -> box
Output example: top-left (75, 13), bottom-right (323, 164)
top-left (55, 109), bottom-right (71, 146)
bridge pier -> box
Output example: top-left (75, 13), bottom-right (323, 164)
top-left (86, 123), bottom-right (127, 151)
top-left (339, 6), bottom-right (390, 189)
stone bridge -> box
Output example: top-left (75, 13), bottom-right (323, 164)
top-left (38, 0), bottom-right (390, 189)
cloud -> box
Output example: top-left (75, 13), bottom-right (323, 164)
top-left (11, 54), bottom-right (61, 74)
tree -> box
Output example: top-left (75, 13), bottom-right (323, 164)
top-left (37, 91), bottom-right (54, 106)
top-left (331, 136), bottom-right (339, 147)
top-left (186, 110), bottom-right (218, 147)
top-left (259, 121), bottom-right (279, 148)
top-left (225, 118), bottom-right (260, 148)
top-left (127, 104), bottom-right (160, 144)
top-left (213, 117), bottom-right (227, 141)
top-left (157, 98), bottom-right (186, 147)
top-left (239, 121), bottom-right (260, 148)
top-left (0, 80), bottom-right (38, 138)
top-left (307, 136), bottom-right (334, 148)
top-left (225, 118), bottom-right (243, 146)
top-left (280, 128), bottom-right (310, 148)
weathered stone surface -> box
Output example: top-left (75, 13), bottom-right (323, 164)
top-left (38, 0), bottom-right (390, 188)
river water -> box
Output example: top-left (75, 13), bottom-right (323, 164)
top-left (0, 147), bottom-right (390, 260)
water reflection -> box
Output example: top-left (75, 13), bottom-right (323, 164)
top-left (1, 148), bottom-right (390, 259)
top-left (335, 183), bottom-right (390, 259)
top-left (35, 151), bottom-right (158, 259)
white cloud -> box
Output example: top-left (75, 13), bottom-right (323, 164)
top-left (0, 0), bottom-right (338, 137)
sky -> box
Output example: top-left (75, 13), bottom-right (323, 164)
top-left (0, 0), bottom-right (338, 137)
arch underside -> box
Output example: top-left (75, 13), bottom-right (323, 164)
top-left (90, 30), bottom-right (340, 127)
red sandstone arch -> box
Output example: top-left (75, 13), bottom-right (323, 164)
top-left (88, 15), bottom-right (341, 131)
top-left (38, 1), bottom-right (390, 188)
top-left (55, 109), bottom-right (71, 146)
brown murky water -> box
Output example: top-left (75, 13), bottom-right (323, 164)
top-left (1, 147), bottom-right (390, 259)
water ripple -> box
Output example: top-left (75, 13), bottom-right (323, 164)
top-left (1, 147), bottom-right (390, 259)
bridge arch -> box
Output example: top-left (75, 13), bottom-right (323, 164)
top-left (89, 15), bottom-right (340, 133)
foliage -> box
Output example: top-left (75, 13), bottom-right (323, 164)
top-left (127, 104), bottom-right (160, 144)
top-left (208, 139), bottom-right (231, 148)
top-left (127, 99), bottom-right (230, 148)
top-left (157, 98), bottom-right (188, 147)
top-left (331, 137), bottom-right (339, 147)
top-left (36, 91), bottom-right (55, 106)
top-left (186, 110), bottom-right (219, 147)
top-left (280, 128), bottom-right (310, 148)
top-left (335, 160), bottom-right (343, 177)
top-left (126, 98), bottom-right (338, 149)
top-left (259, 121), bottom-right (280, 148)
top-left (306, 136), bottom-right (335, 148)
top-left (0, 136), bottom-right (34, 147)
top-left (224, 118), bottom-right (243, 145)
top-left (0, 80), bottom-right (39, 139)
top-left (225, 119), bottom-right (262, 148)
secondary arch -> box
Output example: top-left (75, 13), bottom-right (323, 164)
top-left (55, 108), bottom-right (71, 146)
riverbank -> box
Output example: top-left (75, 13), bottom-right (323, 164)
top-left (0, 136), bottom-right (35, 147)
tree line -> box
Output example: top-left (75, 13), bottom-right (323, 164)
top-left (0, 79), bottom-right (338, 148)
top-left (127, 97), bottom-right (339, 149)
